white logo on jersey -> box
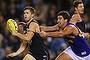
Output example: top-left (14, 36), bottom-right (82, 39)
top-left (29, 40), bottom-right (32, 45)
top-left (81, 51), bottom-right (86, 55)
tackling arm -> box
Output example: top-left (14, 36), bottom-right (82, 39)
top-left (41, 26), bottom-right (74, 38)
top-left (40, 24), bottom-right (59, 32)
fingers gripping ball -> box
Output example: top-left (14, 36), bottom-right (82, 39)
top-left (7, 19), bottom-right (18, 32)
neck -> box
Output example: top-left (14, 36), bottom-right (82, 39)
top-left (74, 11), bottom-right (79, 14)
top-left (61, 22), bottom-right (67, 29)
top-left (74, 11), bottom-right (82, 15)
top-left (26, 18), bottom-right (33, 24)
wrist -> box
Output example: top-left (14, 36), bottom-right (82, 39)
top-left (16, 32), bottom-right (19, 37)
top-left (46, 33), bottom-right (49, 37)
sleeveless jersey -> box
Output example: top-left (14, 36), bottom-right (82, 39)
top-left (23, 20), bottom-right (49, 56)
top-left (76, 15), bottom-right (86, 32)
top-left (64, 22), bottom-right (90, 57)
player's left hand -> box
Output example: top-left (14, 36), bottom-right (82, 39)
top-left (11, 30), bottom-right (18, 36)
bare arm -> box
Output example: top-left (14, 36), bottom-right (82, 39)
top-left (14, 41), bottom-right (27, 55)
top-left (7, 41), bottom-right (27, 57)
top-left (83, 33), bottom-right (90, 39)
top-left (43, 31), bottom-right (63, 38)
top-left (12, 22), bottom-right (38, 42)
top-left (40, 24), bottom-right (59, 32)
top-left (41, 26), bottom-right (74, 38)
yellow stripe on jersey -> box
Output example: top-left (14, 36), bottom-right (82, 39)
top-left (68, 40), bottom-right (73, 43)
top-left (67, 36), bottom-right (75, 38)
top-left (78, 29), bottom-right (83, 37)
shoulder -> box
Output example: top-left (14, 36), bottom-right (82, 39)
top-left (65, 25), bottom-right (75, 30)
top-left (31, 20), bottom-right (39, 24)
top-left (29, 20), bottom-right (39, 28)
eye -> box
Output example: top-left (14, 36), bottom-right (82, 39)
top-left (58, 17), bottom-right (62, 20)
top-left (24, 12), bottom-right (25, 14)
top-left (80, 6), bottom-right (82, 8)
top-left (26, 12), bottom-right (29, 14)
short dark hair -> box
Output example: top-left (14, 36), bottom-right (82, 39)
top-left (73, 0), bottom-right (83, 8)
top-left (57, 11), bottom-right (70, 22)
top-left (23, 6), bottom-right (35, 14)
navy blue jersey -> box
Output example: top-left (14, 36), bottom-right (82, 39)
top-left (23, 20), bottom-right (50, 60)
top-left (76, 19), bottom-right (86, 32)
top-left (76, 15), bottom-right (86, 32)
top-left (64, 22), bottom-right (90, 57)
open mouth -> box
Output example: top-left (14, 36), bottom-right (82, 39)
top-left (57, 22), bottom-right (61, 25)
top-left (81, 10), bottom-right (84, 12)
top-left (24, 17), bottom-right (27, 19)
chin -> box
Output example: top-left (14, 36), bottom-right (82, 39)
top-left (78, 20), bottom-right (82, 22)
top-left (25, 20), bottom-right (29, 22)
top-left (80, 12), bottom-right (84, 14)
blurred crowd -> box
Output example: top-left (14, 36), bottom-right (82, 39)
top-left (0, 0), bottom-right (90, 60)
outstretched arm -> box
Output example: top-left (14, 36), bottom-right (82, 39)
top-left (41, 31), bottom-right (63, 38)
top-left (7, 41), bottom-right (27, 57)
top-left (40, 24), bottom-right (59, 32)
top-left (40, 26), bottom-right (74, 38)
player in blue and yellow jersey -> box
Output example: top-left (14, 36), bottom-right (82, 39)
top-left (40, 11), bottom-right (90, 60)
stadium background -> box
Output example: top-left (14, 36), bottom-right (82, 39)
top-left (0, 0), bottom-right (90, 60)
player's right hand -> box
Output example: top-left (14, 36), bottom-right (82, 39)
top-left (6, 52), bottom-right (17, 57)
top-left (40, 31), bottom-right (47, 37)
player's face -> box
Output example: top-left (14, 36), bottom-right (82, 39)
top-left (57, 16), bottom-right (65, 27)
top-left (75, 3), bottom-right (84, 14)
top-left (24, 9), bottom-right (32, 22)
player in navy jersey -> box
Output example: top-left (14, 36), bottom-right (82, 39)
top-left (71, 0), bottom-right (90, 38)
top-left (40, 11), bottom-right (90, 60)
top-left (7, 6), bottom-right (50, 60)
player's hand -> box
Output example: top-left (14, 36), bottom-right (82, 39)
top-left (83, 33), bottom-right (90, 39)
top-left (11, 30), bottom-right (18, 36)
top-left (7, 52), bottom-right (17, 57)
top-left (40, 31), bottom-right (47, 37)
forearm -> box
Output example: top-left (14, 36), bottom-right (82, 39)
top-left (16, 33), bottom-right (28, 41)
top-left (16, 32), bottom-right (33, 42)
top-left (42, 27), bottom-right (56, 31)
top-left (40, 25), bottom-right (59, 32)
top-left (46, 32), bottom-right (63, 38)
top-left (15, 41), bottom-right (27, 55)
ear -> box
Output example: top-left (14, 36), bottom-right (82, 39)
top-left (65, 19), bottom-right (68, 22)
top-left (31, 14), bottom-right (34, 18)
top-left (75, 7), bottom-right (77, 11)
